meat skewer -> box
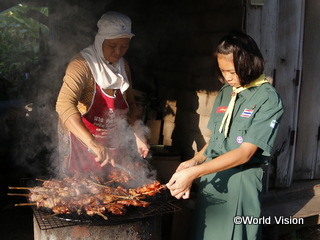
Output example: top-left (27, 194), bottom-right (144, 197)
top-left (135, 185), bottom-right (167, 197)
top-left (117, 199), bottom-right (151, 207)
top-left (129, 181), bottom-right (167, 197)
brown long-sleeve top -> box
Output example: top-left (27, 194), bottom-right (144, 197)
top-left (56, 53), bottom-right (140, 125)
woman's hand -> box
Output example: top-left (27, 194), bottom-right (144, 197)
top-left (166, 167), bottom-right (197, 199)
top-left (88, 139), bottom-right (115, 167)
top-left (64, 113), bottom-right (115, 167)
top-left (132, 120), bottom-right (150, 158)
top-left (134, 133), bottom-right (150, 158)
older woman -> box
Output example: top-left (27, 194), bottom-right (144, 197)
top-left (167, 30), bottom-right (284, 239)
top-left (56, 12), bottom-right (149, 174)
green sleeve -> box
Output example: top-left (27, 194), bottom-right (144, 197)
top-left (244, 90), bottom-right (284, 156)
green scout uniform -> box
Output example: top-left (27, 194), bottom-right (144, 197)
top-left (190, 82), bottom-right (284, 240)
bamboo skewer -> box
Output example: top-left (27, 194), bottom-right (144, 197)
top-left (103, 179), bottom-right (116, 185)
top-left (15, 203), bottom-right (37, 206)
top-left (8, 185), bottom-right (167, 199)
top-left (9, 192), bottom-right (131, 200)
top-left (42, 213), bottom-right (59, 220)
top-left (97, 211), bottom-right (108, 220)
top-left (8, 193), bottom-right (29, 197)
top-left (90, 181), bottom-right (111, 188)
top-left (8, 186), bottom-right (32, 190)
top-left (35, 178), bottom-right (46, 182)
top-left (110, 195), bottom-right (134, 199)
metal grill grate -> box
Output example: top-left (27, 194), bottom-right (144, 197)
top-left (33, 201), bottom-right (181, 230)
top-left (33, 206), bottom-right (78, 229)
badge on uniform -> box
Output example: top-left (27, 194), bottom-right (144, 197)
top-left (270, 120), bottom-right (278, 128)
top-left (236, 136), bottom-right (243, 144)
top-left (216, 106), bottom-right (228, 113)
top-left (241, 108), bottom-right (254, 118)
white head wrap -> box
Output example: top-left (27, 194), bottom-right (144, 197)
top-left (80, 11), bottom-right (134, 92)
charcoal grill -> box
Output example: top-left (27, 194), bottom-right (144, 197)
top-left (19, 178), bottom-right (181, 231)
top-left (32, 200), bottom-right (181, 230)
top-left (32, 195), bottom-right (181, 240)
top-left (15, 177), bottom-right (182, 239)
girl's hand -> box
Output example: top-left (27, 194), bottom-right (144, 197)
top-left (166, 167), bottom-right (196, 199)
top-left (176, 158), bottom-right (199, 172)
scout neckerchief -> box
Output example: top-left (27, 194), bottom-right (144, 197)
top-left (219, 74), bottom-right (268, 138)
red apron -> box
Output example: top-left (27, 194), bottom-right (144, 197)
top-left (68, 83), bottom-right (128, 174)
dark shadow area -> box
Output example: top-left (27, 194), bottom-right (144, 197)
top-left (0, 98), bottom-right (56, 239)
top-left (0, 131), bottom-right (34, 239)
top-left (171, 91), bottom-right (207, 160)
top-left (0, 156), bottom-right (34, 240)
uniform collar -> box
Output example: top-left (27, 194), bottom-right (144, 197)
top-left (222, 82), bottom-right (269, 101)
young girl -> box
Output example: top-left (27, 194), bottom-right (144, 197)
top-left (167, 30), bottom-right (284, 239)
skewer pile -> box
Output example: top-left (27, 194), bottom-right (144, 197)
top-left (107, 168), bottom-right (131, 184)
top-left (8, 174), bottom-right (166, 220)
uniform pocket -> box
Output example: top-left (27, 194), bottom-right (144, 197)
top-left (211, 119), bottom-right (222, 140)
top-left (228, 121), bottom-right (250, 145)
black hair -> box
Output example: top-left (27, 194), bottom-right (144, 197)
top-left (214, 29), bottom-right (265, 86)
